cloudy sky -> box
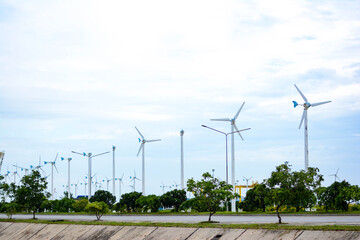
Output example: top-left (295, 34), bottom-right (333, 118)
top-left (1, 0), bottom-right (359, 199)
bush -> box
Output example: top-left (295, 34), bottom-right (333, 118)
top-left (73, 198), bottom-right (89, 212)
top-left (349, 204), bottom-right (360, 211)
top-left (85, 201), bottom-right (109, 220)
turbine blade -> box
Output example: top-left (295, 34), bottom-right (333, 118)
top-left (92, 151), bottom-right (110, 157)
top-left (137, 143), bottom-right (143, 157)
top-left (147, 139), bottom-right (161, 142)
top-left (336, 168), bottom-right (339, 175)
top-left (234, 102), bottom-right (245, 120)
top-left (294, 84), bottom-right (308, 102)
top-left (210, 118), bottom-right (231, 122)
top-left (135, 126), bottom-right (145, 139)
top-left (54, 164), bottom-right (59, 174)
top-left (71, 151), bottom-right (84, 156)
top-left (299, 110), bottom-right (306, 129)
top-left (311, 101), bottom-right (331, 107)
top-left (233, 124), bottom-right (244, 141)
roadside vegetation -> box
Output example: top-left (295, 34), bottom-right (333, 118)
top-left (0, 163), bottom-right (359, 222)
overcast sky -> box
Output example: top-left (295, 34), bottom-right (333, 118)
top-left (1, 0), bottom-right (359, 199)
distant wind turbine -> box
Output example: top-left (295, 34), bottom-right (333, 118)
top-left (160, 182), bottom-right (172, 193)
top-left (329, 168), bottom-right (341, 182)
top-left (72, 150), bottom-right (110, 199)
top-left (44, 153), bottom-right (59, 200)
top-left (115, 173), bottom-right (124, 200)
top-left (211, 102), bottom-right (250, 212)
top-left (30, 156), bottom-right (46, 174)
top-left (61, 157), bottom-right (72, 199)
top-left (293, 84), bottom-right (331, 171)
top-left (135, 127), bottom-right (161, 195)
top-left (103, 177), bottom-right (112, 191)
top-left (130, 171), bottom-right (141, 192)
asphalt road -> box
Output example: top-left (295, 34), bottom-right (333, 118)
top-left (2, 214), bottom-right (360, 225)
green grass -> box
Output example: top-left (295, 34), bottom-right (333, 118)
top-left (0, 218), bottom-right (359, 231)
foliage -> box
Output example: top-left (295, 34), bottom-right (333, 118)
top-left (317, 181), bottom-right (360, 211)
top-left (187, 172), bottom-right (237, 221)
top-left (266, 163), bottom-right (323, 223)
top-left (136, 195), bottom-right (161, 212)
top-left (3, 202), bottom-right (19, 219)
top-left (6, 170), bottom-right (50, 219)
top-left (72, 198), bottom-right (89, 212)
top-left (90, 190), bottom-right (116, 208)
top-left (118, 192), bottom-right (142, 212)
top-left (85, 201), bottom-right (109, 220)
top-left (160, 189), bottom-right (187, 212)
top-left (52, 198), bottom-right (75, 212)
top-left (239, 183), bottom-right (271, 212)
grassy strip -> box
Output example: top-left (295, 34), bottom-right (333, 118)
top-left (1, 218), bottom-right (359, 231)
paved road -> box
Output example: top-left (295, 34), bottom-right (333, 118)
top-left (2, 214), bottom-right (360, 225)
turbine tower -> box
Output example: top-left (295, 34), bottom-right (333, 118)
top-left (211, 102), bottom-right (248, 212)
top-left (293, 84), bottom-right (331, 171)
top-left (44, 153), bottom-right (59, 200)
top-left (135, 126), bottom-right (161, 195)
top-left (61, 157), bottom-right (72, 199)
top-left (72, 150), bottom-right (110, 199)
top-left (180, 129), bottom-right (185, 189)
top-left (112, 146), bottom-right (116, 197)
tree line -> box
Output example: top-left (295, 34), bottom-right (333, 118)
top-left (1, 162), bottom-right (359, 223)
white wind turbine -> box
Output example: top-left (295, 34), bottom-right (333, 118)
top-left (329, 168), bottom-right (341, 182)
top-left (211, 102), bottom-right (249, 212)
top-left (30, 156), bottom-right (46, 175)
top-left (44, 153), bottom-right (59, 200)
top-left (293, 84), bottom-right (331, 171)
top-left (72, 150), bottom-right (110, 200)
top-left (243, 176), bottom-right (253, 195)
top-left (160, 182), bottom-right (172, 194)
top-left (71, 181), bottom-right (79, 198)
top-left (115, 173), bottom-right (124, 200)
top-left (103, 177), bottom-right (112, 191)
top-left (61, 157), bottom-right (72, 199)
top-left (135, 127), bottom-right (161, 195)
top-left (130, 171), bottom-right (141, 192)
top-left (180, 129), bottom-right (185, 189)
top-left (13, 164), bottom-right (30, 176)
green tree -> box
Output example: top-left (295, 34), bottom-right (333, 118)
top-left (266, 163), bottom-right (323, 223)
top-left (160, 189), bottom-right (187, 212)
top-left (85, 201), bottom-right (109, 220)
top-left (73, 198), bottom-right (89, 212)
top-left (240, 183), bottom-right (271, 212)
top-left (119, 192), bottom-right (142, 212)
top-left (90, 190), bottom-right (116, 208)
top-left (3, 202), bottom-right (19, 219)
top-left (136, 195), bottom-right (161, 212)
top-left (7, 170), bottom-right (50, 219)
top-left (187, 172), bottom-right (237, 222)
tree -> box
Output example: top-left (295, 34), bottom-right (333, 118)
top-left (7, 170), bottom-right (50, 219)
top-left (240, 183), bottom-right (271, 212)
top-left (85, 201), bottom-right (109, 220)
top-left (160, 189), bottom-right (187, 212)
top-left (90, 190), bottom-right (116, 208)
top-left (266, 163), bottom-right (323, 223)
top-left (136, 195), bottom-right (161, 212)
top-left (119, 192), bottom-right (142, 212)
top-left (73, 198), bottom-right (89, 212)
top-left (187, 172), bottom-right (237, 222)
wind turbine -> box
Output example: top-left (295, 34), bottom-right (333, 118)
top-left (115, 173), bottom-right (124, 200)
top-left (61, 157), bottom-right (72, 199)
top-left (130, 171), bottom-right (141, 192)
top-left (112, 146), bottom-right (116, 197)
top-left (135, 127), bottom-right (161, 195)
top-left (30, 156), bottom-right (46, 174)
top-left (44, 153), bottom-right (59, 200)
top-left (173, 181), bottom-right (181, 189)
top-left (329, 168), bottom-right (341, 182)
top-left (71, 181), bottom-right (79, 198)
top-left (243, 176), bottom-right (253, 195)
top-left (211, 102), bottom-right (249, 212)
top-left (293, 84), bottom-right (331, 171)
top-left (72, 150), bottom-right (110, 200)
top-left (81, 178), bottom-right (88, 196)
top-left (12, 166), bottom-right (21, 185)
top-left (160, 182), bottom-right (171, 194)
top-left (103, 177), bottom-right (112, 191)
top-left (13, 164), bottom-right (30, 176)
